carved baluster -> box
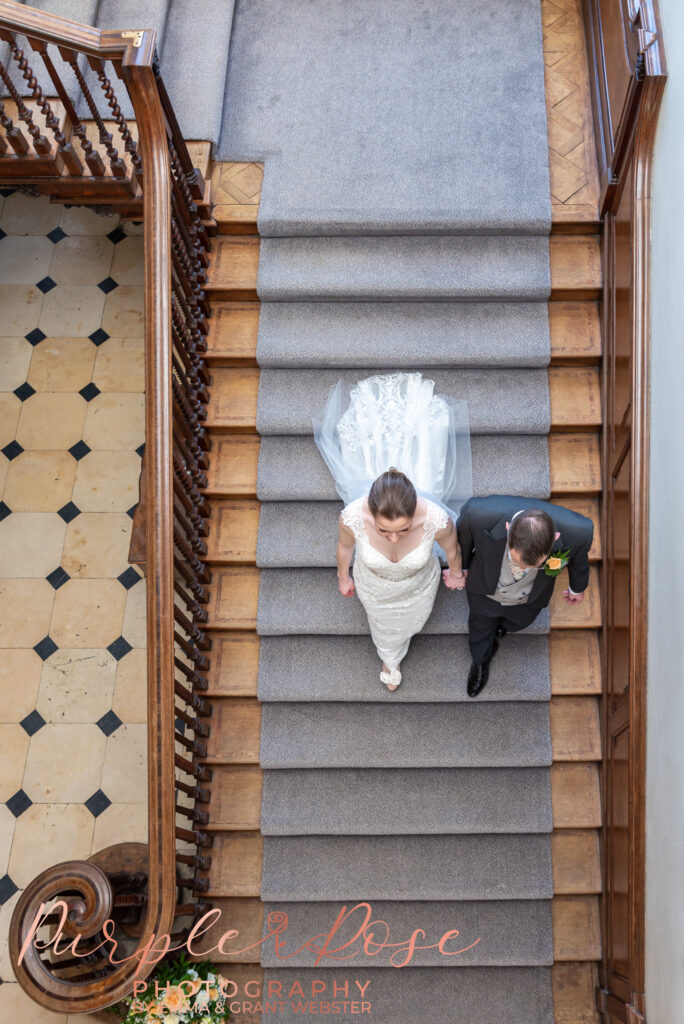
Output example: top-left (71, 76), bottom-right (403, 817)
top-left (174, 605), bottom-right (210, 652)
top-left (172, 360), bottom-right (204, 430)
top-left (173, 480), bottom-right (208, 543)
top-left (174, 556), bottom-right (210, 604)
top-left (174, 432), bottom-right (207, 491)
top-left (30, 41), bottom-right (106, 175)
top-left (176, 851), bottom-right (211, 871)
top-left (175, 752), bottom-right (211, 781)
top-left (179, 873), bottom-right (210, 894)
top-left (0, 97), bottom-right (29, 154)
top-left (169, 141), bottom-right (207, 249)
top-left (174, 729), bottom-right (207, 758)
top-left (174, 628), bottom-right (210, 669)
top-left (5, 37), bottom-right (83, 174)
top-left (0, 58), bottom-right (50, 153)
top-left (175, 803), bottom-right (209, 825)
top-left (175, 706), bottom-right (210, 739)
top-left (93, 58), bottom-right (142, 175)
top-left (175, 827), bottom-right (212, 849)
top-left (173, 454), bottom-right (208, 520)
top-left (60, 48), bottom-right (126, 177)
top-left (174, 679), bottom-right (210, 716)
top-left (174, 498), bottom-right (207, 558)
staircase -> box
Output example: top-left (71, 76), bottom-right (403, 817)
top-left (1, 1), bottom-right (605, 1020)
top-left (185, 3), bottom-right (603, 1023)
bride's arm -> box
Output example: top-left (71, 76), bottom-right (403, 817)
top-left (436, 519), bottom-right (466, 590)
top-left (337, 518), bottom-right (356, 597)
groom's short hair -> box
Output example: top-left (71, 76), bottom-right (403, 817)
top-left (508, 509), bottom-right (555, 566)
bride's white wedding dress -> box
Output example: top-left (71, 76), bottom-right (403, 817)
top-left (340, 495), bottom-right (450, 685)
top-left (312, 372), bottom-right (473, 686)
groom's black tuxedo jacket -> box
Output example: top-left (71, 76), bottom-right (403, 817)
top-left (456, 495), bottom-right (594, 608)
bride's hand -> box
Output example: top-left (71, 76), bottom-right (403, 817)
top-left (442, 568), bottom-right (466, 590)
top-left (338, 575), bottom-right (355, 597)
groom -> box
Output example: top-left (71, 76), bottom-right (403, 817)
top-left (454, 495), bottom-right (594, 697)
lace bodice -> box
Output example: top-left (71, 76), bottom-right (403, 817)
top-left (341, 496), bottom-right (449, 581)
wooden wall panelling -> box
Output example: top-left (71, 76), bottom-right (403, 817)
top-left (584, 1), bottom-right (667, 1020)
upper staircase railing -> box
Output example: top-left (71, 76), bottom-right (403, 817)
top-left (1, 0), bottom-right (215, 1013)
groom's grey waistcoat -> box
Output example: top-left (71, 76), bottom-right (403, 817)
top-left (456, 494), bottom-right (594, 609)
top-left (488, 545), bottom-right (540, 605)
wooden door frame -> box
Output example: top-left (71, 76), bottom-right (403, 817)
top-left (582, 2), bottom-right (666, 1021)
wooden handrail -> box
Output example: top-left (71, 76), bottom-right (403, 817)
top-left (2, 0), bottom-right (214, 1013)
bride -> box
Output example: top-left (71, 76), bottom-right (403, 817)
top-left (312, 372), bottom-right (473, 692)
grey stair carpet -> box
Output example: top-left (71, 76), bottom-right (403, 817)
top-left (261, 498), bottom-right (573, 568)
top-left (257, 368), bottom-right (551, 435)
top-left (262, 833), bottom-right (553, 900)
top-left (257, 234), bottom-right (550, 301)
top-left (260, 701), bottom-right (551, 768)
top-left (257, 435), bottom-right (551, 501)
top-left (256, 300), bottom-right (551, 369)
top-left (259, 966), bottom-right (553, 1024)
top-left (217, 0), bottom-right (550, 236)
top-left (261, 767), bottom-right (553, 834)
top-left (257, 635), bottom-right (551, 702)
top-left (257, 568), bottom-right (551, 637)
top-left (261, 898), bottom-right (552, 966)
top-left (210, 3), bottom-right (554, 1020)
top-left (160, 0), bottom-right (236, 144)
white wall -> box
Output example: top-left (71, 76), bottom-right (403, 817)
top-left (645, 0), bottom-right (684, 1019)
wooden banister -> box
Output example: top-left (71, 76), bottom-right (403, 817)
top-left (2, 0), bottom-right (214, 1013)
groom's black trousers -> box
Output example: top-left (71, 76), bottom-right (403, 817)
top-left (466, 592), bottom-right (547, 664)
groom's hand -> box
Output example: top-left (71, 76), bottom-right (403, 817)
top-left (562, 588), bottom-right (584, 604)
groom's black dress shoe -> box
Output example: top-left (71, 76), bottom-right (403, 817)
top-left (467, 639), bottom-right (499, 697)
top-left (495, 624), bottom-right (507, 639)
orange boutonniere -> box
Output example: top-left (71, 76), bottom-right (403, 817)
top-left (544, 546), bottom-right (571, 576)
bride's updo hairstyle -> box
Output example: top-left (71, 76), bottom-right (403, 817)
top-left (368, 467), bottom-right (417, 522)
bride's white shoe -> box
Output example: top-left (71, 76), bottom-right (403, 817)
top-left (380, 665), bottom-right (402, 691)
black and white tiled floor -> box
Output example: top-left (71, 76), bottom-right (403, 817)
top-left (0, 189), bottom-right (147, 1021)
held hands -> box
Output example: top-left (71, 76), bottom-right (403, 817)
top-left (338, 575), bottom-right (355, 597)
top-left (562, 588), bottom-right (585, 604)
top-left (442, 568), bottom-right (467, 590)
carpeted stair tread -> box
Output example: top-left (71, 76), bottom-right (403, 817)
top-left (261, 965), bottom-right (552, 1023)
top-left (256, 301), bottom-right (551, 368)
top-left (260, 701), bottom-right (551, 768)
top-left (257, 634), bottom-right (551, 702)
top-left (218, 0), bottom-right (550, 237)
top-left (256, 568), bottom-right (551, 636)
top-left (261, 833), bottom-right (553, 900)
top-left (259, 965), bottom-right (553, 1023)
top-left (260, 899), bottom-right (553, 967)
top-left (256, 235), bottom-right (551, 301)
top-left (261, 766), bottom-right (553, 834)
top-left (161, 0), bottom-right (236, 144)
top-left (256, 435), bottom-right (550, 501)
top-left (256, 368), bottom-right (551, 435)
top-left (254, 500), bottom-right (553, 569)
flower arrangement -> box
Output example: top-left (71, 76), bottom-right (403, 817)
top-left (544, 545), bottom-right (571, 576)
top-left (115, 954), bottom-right (231, 1023)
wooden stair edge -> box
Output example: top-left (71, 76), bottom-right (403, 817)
top-left (204, 300), bottom-right (602, 365)
top-left (205, 235), bottom-right (603, 300)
